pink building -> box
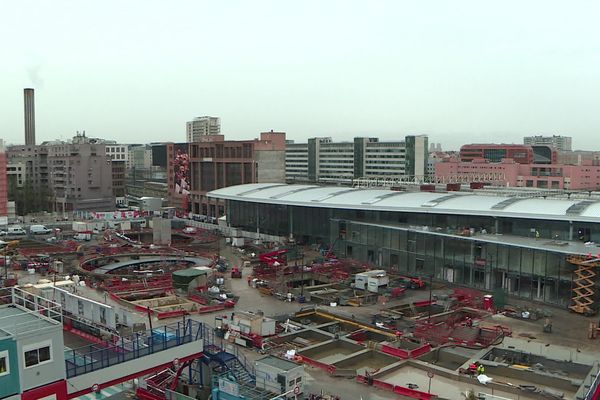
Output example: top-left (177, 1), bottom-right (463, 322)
top-left (436, 157), bottom-right (600, 190)
top-left (0, 140), bottom-right (7, 217)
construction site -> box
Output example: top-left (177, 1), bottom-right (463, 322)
top-left (2, 208), bottom-right (600, 400)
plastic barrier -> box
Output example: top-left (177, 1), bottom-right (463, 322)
top-left (197, 304), bottom-right (225, 314)
top-left (381, 344), bottom-right (411, 359)
top-left (410, 343), bottom-right (432, 358)
top-left (298, 355), bottom-right (335, 373)
top-left (156, 310), bottom-right (188, 319)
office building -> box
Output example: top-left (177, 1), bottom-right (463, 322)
top-left (186, 116), bottom-right (221, 142)
top-left (460, 144), bottom-right (557, 164)
top-left (187, 131), bottom-right (286, 218)
top-left (285, 135), bottom-right (428, 184)
top-left (23, 88), bottom-right (36, 146)
top-left (210, 182), bottom-right (600, 308)
top-left (436, 158), bottom-right (600, 190)
top-left (126, 144), bottom-right (168, 204)
top-left (524, 135), bottom-right (572, 151)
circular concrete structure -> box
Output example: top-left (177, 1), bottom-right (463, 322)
top-left (92, 256), bottom-right (212, 275)
top-left (81, 253), bottom-right (213, 276)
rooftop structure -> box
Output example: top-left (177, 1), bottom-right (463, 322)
top-left (255, 355), bottom-right (300, 371)
top-left (0, 287), bottom-right (65, 399)
top-left (208, 183), bottom-right (600, 222)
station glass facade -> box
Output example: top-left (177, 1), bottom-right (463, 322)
top-left (226, 199), bottom-right (600, 308)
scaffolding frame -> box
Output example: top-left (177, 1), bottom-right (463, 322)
top-left (567, 255), bottom-right (600, 315)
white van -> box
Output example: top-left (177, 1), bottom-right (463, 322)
top-left (30, 225), bottom-right (52, 235)
top-left (7, 226), bottom-right (26, 236)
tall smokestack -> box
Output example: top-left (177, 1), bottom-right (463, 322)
top-left (24, 88), bottom-right (36, 145)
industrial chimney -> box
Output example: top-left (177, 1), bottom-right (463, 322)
top-left (24, 88), bottom-right (36, 145)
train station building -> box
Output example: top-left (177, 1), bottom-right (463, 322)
top-left (209, 183), bottom-right (600, 308)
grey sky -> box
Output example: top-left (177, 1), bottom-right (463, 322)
top-left (1, 1), bottom-right (599, 150)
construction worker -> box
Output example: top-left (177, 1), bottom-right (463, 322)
top-left (477, 364), bottom-right (485, 375)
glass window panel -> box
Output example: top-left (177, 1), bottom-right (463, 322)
top-left (39, 346), bottom-right (51, 363)
top-left (24, 350), bottom-right (38, 367)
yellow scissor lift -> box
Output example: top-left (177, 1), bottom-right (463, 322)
top-left (566, 254), bottom-right (600, 316)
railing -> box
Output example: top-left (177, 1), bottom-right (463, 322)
top-left (0, 287), bottom-right (63, 335)
top-left (584, 362), bottom-right (600, 400)
top-left (65, 319), bottom-right (204, 378)
top-left (201, 325), bottom-right (255, 379)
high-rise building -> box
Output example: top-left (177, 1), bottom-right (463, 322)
top-left (524, 135), bottom-right (572, 151)
top-left (186, 116), bottom-right (221, 142)
top-left (24, 88), bottom-right (36, 145)
top-left (405, 135), bottom-right (429, 176)
top-left (285, 135), bottom-right (428, 183)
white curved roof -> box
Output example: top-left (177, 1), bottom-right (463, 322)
top-left (208, 183), bottom-right (600, 223)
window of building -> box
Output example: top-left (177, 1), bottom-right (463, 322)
top-left (0, 350), bottom-right (9, 376)
top-left (23, 341), bottom-right (52, 368)
top-left (78, 300), bottom-right (84, 315)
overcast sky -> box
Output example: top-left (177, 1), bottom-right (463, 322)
top-left (1, 1), bottom-right (599, 150)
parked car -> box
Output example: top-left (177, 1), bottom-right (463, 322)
top-left (0, 230), bottom-right (6, 236)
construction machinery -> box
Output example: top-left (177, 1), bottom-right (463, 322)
top-left (0, 240), bottom-right (19, 255)
top-left (231, 267), bottom-right (242, 278)
top-left (567, 254), bottom-right (600, 316)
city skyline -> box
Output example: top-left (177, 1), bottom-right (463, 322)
top-left (2, 1), bottom-right (599, 149)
